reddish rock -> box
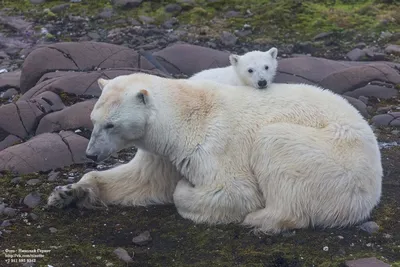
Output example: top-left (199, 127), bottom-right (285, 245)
top-left (0, 103), bottom-right (27, 139)
top-left (154, 43), bottom-right (230, 76)
top-left (371, 112), bottom-right (400, 127)
top-left (59, 131), bottom-right (90, 164)
top-left (36, 99), bottom-right (97, 134)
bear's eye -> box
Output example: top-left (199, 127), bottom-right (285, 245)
top-left (248, 68), bottom-right (253, 73)
top-left (265, 66), bottom-right (269, 70)
top-left (105, 123), bottom-right (114, 129)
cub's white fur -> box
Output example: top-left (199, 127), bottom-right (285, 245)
top-left (189, 48), bottom-right (278, 89)
top-left (47, 73), bottom-right (382, 234)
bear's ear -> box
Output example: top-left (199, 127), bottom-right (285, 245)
top-left (136, 89), bottom-right (149, 105)
top-left (97, 78), bottom-right (109, 91)
top-left (229, 54), bottom-right (239, 66)
top-left (267, 47), bottom-right (278, 59)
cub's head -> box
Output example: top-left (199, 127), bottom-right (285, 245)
top-left (85, 75), bottom-right (152, 162)
top-left (229, 47), bottom-right (278, 89)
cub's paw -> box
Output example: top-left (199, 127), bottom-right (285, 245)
top-left (47, 184), bottom-right (89, 209)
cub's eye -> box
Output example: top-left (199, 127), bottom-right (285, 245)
top-left (265, 66), bottom-right (269, 70)
top-left (248, 68), bottom-right (253, 73)
top-left (105, 123), bottom-right (114, 129)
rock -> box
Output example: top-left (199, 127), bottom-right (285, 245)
top-left (138, 15), bottom-right (155, 24)
top-left (354, 42), bottom-right (367, 49)
top-left (1, 220), bottom-right (12, 228)
top-left (29, 213), bottom-right (39, 221)
top-left (0, 203), bottom-right (5, 214)
top-left (113, 0), bottom-right (143, 8)
top-left (113, 247), bottom-right (134, 263)
top-left (30, 0), bottom-right (46, 3)
top-left (220, 31), bottom-right (237, 47)
top-left (50, 4), bottom-right (70, 13)
top-left (365, 50), bottom-right (385, 61)
top-left (3, 207), bottom-right (17, 217)
top-left (346, 48), bottom-right (367, 61)
top-left (49, 227), bottom-right (58, 233)
top-left (292, 42), bottom-right (315, 54)
top-left (47, 171), bottom-right (60, 182)
top-left (344, 84), bottom-right (398, 99)
top-left (385, 44), bottom-right (400, 55)
top-left (165, 3), bottom-right (182, 14)
top-left (0, 70), bottom-right (21, 91)
top-left (132, 230), bottom-right (152, 246)
top-left (23, 192), bottom-right (41, 208)
top-left (346, 257), bottom-right (390, 267)
top-left (312, 32), bottom-right (333, 41)
top-left (162, 18), bottom-right (178, 29)
top-left (26, 179), bottom-right (41, 186)
top-left (11, 177), bottom-right (22, 184)
top-left (0, 88), bottom-right (18, 99)
top-left (87, 32), bottom-right (100, 40)
top-left (225, 10), bottom-right (241, 18)
top-left (372, 112), bottom-right (400, 127)
top-left (342, 96), bottom-right (368, 118)
top-left (98, 8), bottom-right (114, 19)
top-left (359, 221), bottom-right (379, 234)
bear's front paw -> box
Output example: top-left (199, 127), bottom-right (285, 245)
top-left (47, 184), bottom-right (88, 209)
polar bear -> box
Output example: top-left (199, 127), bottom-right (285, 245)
top-left (189, 47), bottom-right (278, 89)
top-left (47, 73), bottom-right (382, 234)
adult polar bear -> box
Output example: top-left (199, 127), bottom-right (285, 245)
top-left (47, 73), bottom-right (383, 234)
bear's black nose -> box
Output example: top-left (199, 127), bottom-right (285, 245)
top-left (258, 80), bottom-right (267, 88)
top-left (86, 153), bottom-right (98, 162)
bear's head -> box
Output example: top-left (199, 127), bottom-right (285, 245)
top-left (85, 75), bottom-right (152, 162)
top-left (229, 47), bottom-right (278, 89)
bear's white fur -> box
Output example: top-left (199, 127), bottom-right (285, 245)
top-left (189, 48), bottom-right (278, 89)
top-left (47, 73), bottom-right (382, 234)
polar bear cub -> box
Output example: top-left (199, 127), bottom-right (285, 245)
top-left (189, 47), bottom-right (278, 89)
top-left (47, 73), bottom-right (382, 235)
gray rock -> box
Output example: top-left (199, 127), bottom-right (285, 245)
top-left (165, 3), bottom-right (182, 14)
top-left (359, 221), bottom-right (379, 234)
top-left (49, 227), bottom-right (58, 233)
top-left (11, 177), bottom-right (22, 184)
top-left (48, 171), bottom-right (60, 182)
top-left (0, 88), bottom-right (18, 99)
top-left (113, 0), bottom-right (143, 8)
top-left (312, 32), bottom-right (333, 41)
top-left (1, 220), bottom-right (12, 228)
top-left (346, 48), bottom-right (366, 61)
top-left (365, 50), bottom-right (385, 61)
top-left (354, 42), bottom-right (367, 49)
top-left (50, 4), bottom-right (70, 13)
top-left (346, 257), bottom-right (390, 267)
top-left (3, 207), bottom-right (17, 217)
top-left (225, 10), bottom-right (241, 18)
top-left (113, 247), bottom-right (134, 263)
top-left (88, 32), bottom-right (101, 40)
top-left (23, 192), bottom-right (41, 208)
top-left (29, 213), bottom-right (39, 221)
top-left (132, 230), bottom-right (152, 246)
top-left (220, 31), bottom-right (237, 46)
top-left (30, 0), bottom-right (46, 4)
top-left (98, 8), bottom-right (114, 19)
top-left (385, 44), bottom-right (400, 55)
top-left (0, 203), bottom-right (5, 214)
top-left (139, 15), bottom-right (155, 24)
top-left (26, 179), bottom-right (41, 186)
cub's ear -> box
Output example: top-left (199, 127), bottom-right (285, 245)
top-left (136, 89), bottom-right (149, 105)
top-left (97, 78), bottom-right (109, 91)
top-left (267, 47), bottom-right (278, 59)
top-left (229, 54), bottom-right (240, 66)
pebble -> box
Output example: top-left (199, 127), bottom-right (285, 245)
top-left (1, 220), bottom-right (12, 228)
top-left (0, 88), bottom-right (18, 99)
top-left (113, 247), bottom-right (133, 263)
top-left (23, 192), bottom-right (41, 208)
top-left (385, 44), bottom-right (400, 55)
top-left (220, 31), bottom-right (237, 46)
top-left (0, 203), bottom-right (6, 214)
top-left (359, 221), bottom-right (379, 234)
top-left (323, 246), bottom-right (329, 251)
top-left (26, 179), bottom-right (41, 186)
top-left (346, 48), bottom-right (366, 61)
top-left (3, 207), bottom-right (17, 217)
top-left (48, 171), bottom-right (60, 182)
top-left (49, 227), bottom-right (58, 233)
top-left (132, 230), bottom-right (152, 246)
top-left (29, 213), bottom-right (39, 221)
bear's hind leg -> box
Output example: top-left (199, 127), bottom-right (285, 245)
top-left (47, 150), bottom-right (182, 209)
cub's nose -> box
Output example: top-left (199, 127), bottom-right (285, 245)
top-left (86, 153), bottom-right (98, 162)
top-left (258, 79), bottom-right (267, 88)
